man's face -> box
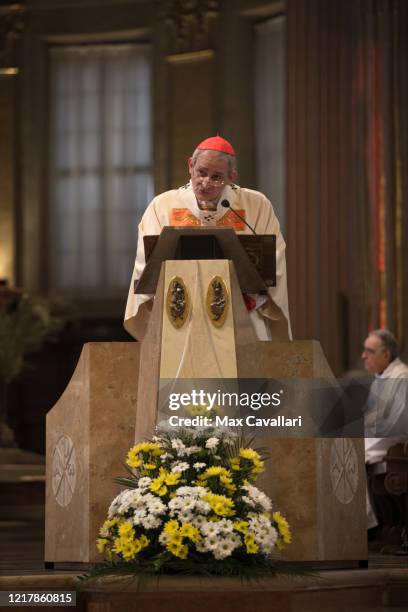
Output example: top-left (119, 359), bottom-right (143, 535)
top-left (361, 334), bottom-right (391, 375)
top-left (188, 151), bottom-right (235, 204)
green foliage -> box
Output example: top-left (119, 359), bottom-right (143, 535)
top-left (0, 295), bottom-right (66, 385)
top-left (79, 555), bottom-right (314, 582)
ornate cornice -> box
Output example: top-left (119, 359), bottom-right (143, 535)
top-left (157, 0), bottom-right (219, 55)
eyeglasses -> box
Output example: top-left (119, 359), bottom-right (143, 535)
top-left (193, 167), bottom-right (226, 187)
top-left (362, 345), bottom-right (385, 355)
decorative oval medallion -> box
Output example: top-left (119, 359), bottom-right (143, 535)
top-left (330, 438), bottom-right (359, 504)
top-left (52, 434), bottom-right (77, 507)
top-left (166, 276), bottom-right (189, 328)
top-left (206, 276), bottom-right (229, 327)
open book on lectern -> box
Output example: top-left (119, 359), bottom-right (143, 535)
top-left (134, 226), bottom-right (276, 295)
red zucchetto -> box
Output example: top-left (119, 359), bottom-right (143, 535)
top-left (196, 135), bottom-right (236, 156)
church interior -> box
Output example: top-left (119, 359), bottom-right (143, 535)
top-left (1, 0), bottom-right (408, 609)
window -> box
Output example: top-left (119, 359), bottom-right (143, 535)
top-left (48, 43), bottom-right (153, 296)
top-left (254, 15), bottom-right (286, 233)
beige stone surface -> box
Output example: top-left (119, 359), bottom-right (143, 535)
top-left (160, 260), bottom-right (240, 379)
top-left (134, 266), bottom-right (165, 442)
top-left (136, 260), bottom-right (255, 441)
top-left (45, 342), bottom-right (140, 563)
top-left (248, 342), bottom-right (367, 561)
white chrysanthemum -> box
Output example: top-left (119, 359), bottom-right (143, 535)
top-left (171, 461), bottom-right (190, 473)
top-left (107, 494), bottom-right (122, 518)
top-left (171, 438), bottom-right (187, 455)
top-left (110, 488), bottom-right (166, 522)
top-left (142, 515), bottom-right (162, 529)
top-left (212, 539), bottom-right (238, 560)
top-left (182, 500), bottom-right (195, 511)
top-left (176, 486), bottom-right (207, 497)
top-left (201, 522), bottom-right (219, 537)
top-left (133, 508), bottom-right (147, 520)
top-left (205, 437), bottom-right (219, 449)
top-left (247, 514), bottom-right (278, 553)
top-left (241, 484), bottom-right (272, 511)
top-left (193, 462), bottom-right (206, 470)
top-left (242, 495), bottom-right (256, 508)
top-left (216, 519), bottom-right (234, 533)
top-left (178, 510), bottom-right (195, 523)
top-left (138, 477), bottom-right (152, 489)
top-left (197, 523), bottom-right (241, 560)
top-left (184, 446), bottom-right (201, 455)
top-left (192, 515), bottom-right (206, 528)
top-left (168, 485), bottom-right (211, 521)
top-left (195, 540), bottom-right (207, 553)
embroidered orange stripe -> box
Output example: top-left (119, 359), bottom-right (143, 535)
top-left (170, 209), bottom-right (201, 226)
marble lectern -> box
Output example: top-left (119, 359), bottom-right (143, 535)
top-left (45, 250), bottom-right (367, 563)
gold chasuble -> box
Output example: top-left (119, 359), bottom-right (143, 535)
top-left (170, 208), bottom-right (246, 231)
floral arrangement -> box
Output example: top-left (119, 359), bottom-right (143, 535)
top-left (96, 430), bottom-right (291, 576)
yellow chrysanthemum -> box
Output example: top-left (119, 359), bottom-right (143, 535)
top-left (144, 463), bottom-right (157, 470)
top-left (99, 517), bottom-right (120, 536)
top-left (163, 520), bottom-right (179, 535)
top-left (150, 477), bottom-right (165, 492)
top-left (96, 538), bottom-right (109, 553)
top-left (199, 466), bottom-right (225, 478)
top-left (198, 466), bottom-right (236, 493)
top-left (139, 534), bottom-right (150, 549)
top-left (244, 532), bottom-right (259, 554)
top-left (164, 472), bottom-right (181, 486)
top-left (126, 442), bottom-right (163, 468)
top-left (205, 493), bottom-right (235, 517)
top-left (233, 520), bottom-right (248, 534)
top-left (273, 512), bottom-right (292, 544)
top-left (239, 448), bottom-right (259, 460)
top-left (126, 448), bottom-right (142, 468)
top-left (180, 523), bottom-right (201, 543)
top-left (245, 541), bottom-right (259, 554)
top-left (251, 459), bottom-right (264, 475)
top-left (122, 540), bottom-right (139, 560)
top-left (170, 532), bottom-right (183, 545)
top-left (229, 457), bottom-right (240, 471)
top-left (229, 448), bottom-right (264, 476)
top-left (118, 521), bottom-right (134, 538)
top-left (113, 536), bottom-right (133, 556)
top-left (167, 541), bottom-right (188, 559)
top-left (133, 441), bottom-right (163, 456)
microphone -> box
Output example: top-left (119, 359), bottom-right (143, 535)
top-left (221, 200), bottom-right (257, 234)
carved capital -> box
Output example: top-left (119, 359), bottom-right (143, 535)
top-left (157, 0), bottom-right (219, 55)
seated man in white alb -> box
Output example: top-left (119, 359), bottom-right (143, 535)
top-left (124, 135), bottom-right (292, 342)
top-left (362, 329), bottom-right (408, 528)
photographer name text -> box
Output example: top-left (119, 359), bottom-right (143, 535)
top-left (167, 415), bottom-right (302, 428)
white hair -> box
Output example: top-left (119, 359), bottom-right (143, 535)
top-left (191, 148), bottom-right (237, 175)
top-left (369, 329), bottom-right (399, 362)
